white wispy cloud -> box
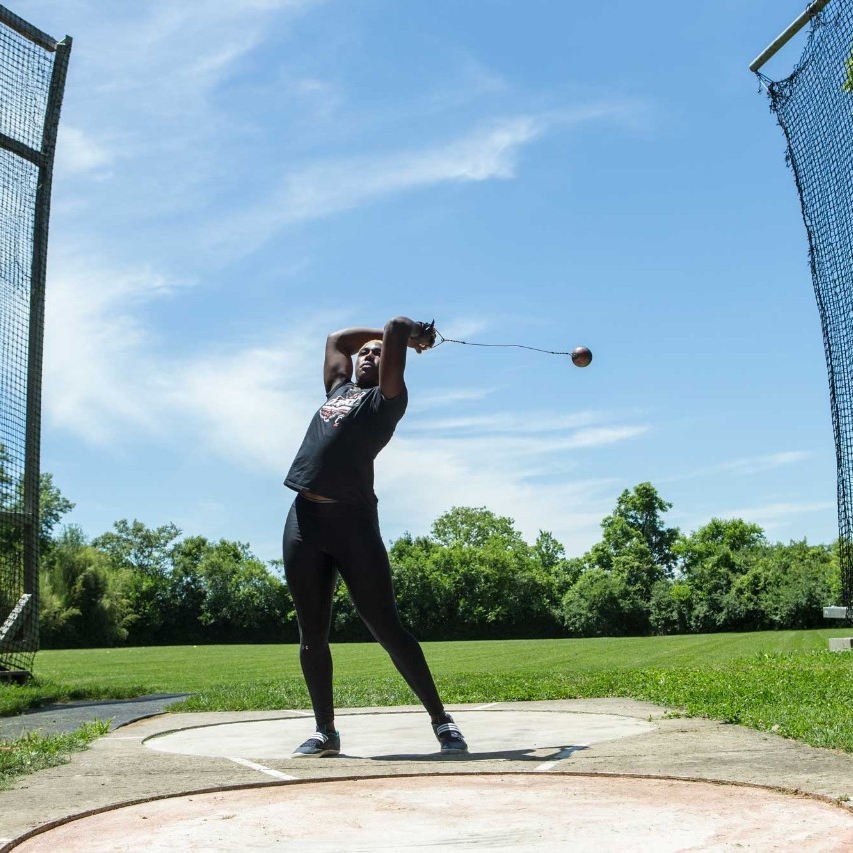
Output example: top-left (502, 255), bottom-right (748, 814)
top-left (660, 451), bottom-right (812, 484)
top-left (202, 116), bottom-right (546, 260)
top-left (46, 0), bottom-right (649, 279)
top-left (706, 501), bottom-right (836, 543)
top-left (376, 436), bottom-right (619, 554)
top-left (411, 387), bottom-right (499, 410)
top-left (717, 501), bottom-right (835, 523)
top-left (719, 452), bottom-right (811, 475)
top-left (80, 0), bottom-right (323, 97)
top-left (50, 0), bottom-right (326, 223)
top-left (437, 427), bottom-right (639, 470)
top-left (370, 401), bottom-right (648, 552)
top-left (670, 500), bottom-right (836, 545)
top-left (43, 256), bottom-right (186, 443)
top-left (54, 125), bottom-right (114, 177)
top-left (43, 253), bottom-right (328, 458)
top-left (412, 411), bottom-right (607, 434)
top-left (158, 337), bottom-right (320, 473)
top-left (200, 97), bottom-right (646, 262)
top-left (404, 426), bottom-right (647, 458)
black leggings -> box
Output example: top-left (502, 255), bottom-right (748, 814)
top-left (282, 494), bottom-right (444, 729)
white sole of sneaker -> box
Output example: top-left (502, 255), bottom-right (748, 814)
top-left (291, 749), bottom-right (340, 758)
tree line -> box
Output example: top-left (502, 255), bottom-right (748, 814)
top-left (14, 477), bottom-right (842, 648)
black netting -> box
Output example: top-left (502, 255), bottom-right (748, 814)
top-left (757, 1), bottom-right (853, 618)
top-left (0, 22), bottom-right (52, 150)
top-left (0, 6), bottom-right (70, 678)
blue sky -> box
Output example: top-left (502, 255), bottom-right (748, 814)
top-left (14, 0), bottom-right (839, 562)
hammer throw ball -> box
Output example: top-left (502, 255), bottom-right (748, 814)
top-left (433, 330), bottom-right (593, 367)
top-left (571, 346), bottom-right (592, 368)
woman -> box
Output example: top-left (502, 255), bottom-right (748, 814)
top-left (282, 315), bottom-right (467, 757)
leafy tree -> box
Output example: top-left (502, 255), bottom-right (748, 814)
top-left (648, 579), bottom-right (691, 635)
top-left (93, 519), bottom-right (182, 643)
top-left (559, 569), bottom-right (645, 637)
top-left (674, 518), bottom-right (766, 632)
top-left (384, 533), bottom-right (452, 641)
top-left (168, 536), bottom-right (293, 643)
top-left (163, 535), bottom-right (209, 642)
top-left (558, 483), bottom-right (680, 636)
top-left (0, 465), bottom-right (74, 621)
top-left (441, 538), bottom-right (556, 638)
top-left (37, 473), bottom-right (75, 555)
top-left (532, 530), bottom-right (565, 571)
top-left (725, 540), bottom-right (837, 630)
top-left (0, 442), bottom-right (15, 511)
top-left (196, 538), bottom-right (290, 641)
top-left (588, 483), bottom-right (679, 577)
top-left (431, 506), bottom-right (526, 550)
top-left (24, 479), bottom-right (847, 645)
top-left (382, 511), bottom-right (563, 641)
top-left (0, 462), bottom-right (74, 562)
top-left (533, 530), bottom-right (582, 612)
top-left (93, 519), bottom-right (181, 576)
top-left (610, 539), bottom-right (659, 601)
top-left (39, 525), bottom-right (127, 647)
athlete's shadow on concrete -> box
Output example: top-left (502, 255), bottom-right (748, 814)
top-left (362, 745), bottom-right (588, 762)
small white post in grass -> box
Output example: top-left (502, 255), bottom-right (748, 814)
top-left (823, 607), bottom-right (853, 652)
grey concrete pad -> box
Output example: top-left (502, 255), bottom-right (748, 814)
top-left (2, 699), bottom-right (853, 851)
top-left (144, 708), bottom-right (655, 762)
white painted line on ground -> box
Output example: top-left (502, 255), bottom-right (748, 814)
top-left (474, 703), bottom-right (500, 710)
top-left (534, 746), bottom-right (583, 772)
top-left (227, 757), bottom-right (297, 781)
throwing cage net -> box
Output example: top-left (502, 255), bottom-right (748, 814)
top-left (0, 6), bottom-right (70, 679)
top-left (755, 0), bottom-right (853, 618)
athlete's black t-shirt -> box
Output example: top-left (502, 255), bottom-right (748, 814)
top-left (284, 380), bottom-right (408, 506)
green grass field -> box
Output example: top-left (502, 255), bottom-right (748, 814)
top-left (21, 628), bottom-right (850, 695)
top-left (1, 629), bottom-right (852, 787)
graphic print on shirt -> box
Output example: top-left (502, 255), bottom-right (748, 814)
top-left (319, 386), bottom-right (369, 427)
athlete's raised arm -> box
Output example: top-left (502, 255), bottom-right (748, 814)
top-left (323, 318), bottom-right (436, 397)
top-left (323, 327), bottom-right (383, 394)
top-left (378, 317), bottom-right (435, 399)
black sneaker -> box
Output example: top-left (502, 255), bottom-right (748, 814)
top-left (432, 714), bottom-right (468, 754)
top-left (291, 729), bottom-right (341, 757)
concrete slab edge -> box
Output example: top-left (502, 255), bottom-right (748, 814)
top-left (3, 769), bottom-right (851, 853)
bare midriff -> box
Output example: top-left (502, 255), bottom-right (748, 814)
top-left (302, 491), bottom-right (337, 503)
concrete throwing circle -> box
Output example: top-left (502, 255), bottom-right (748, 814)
top-left (11, 773), bottom-right (853, 852)
top-left (143, 710), bottom-right (655, 760)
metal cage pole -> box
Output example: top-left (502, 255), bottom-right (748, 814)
top-left (0, 5), bottom-right (72, 674)
top-left (749, 0), bottom-right (831, 73)
top-left (20, 34), bottom-right (72, 654)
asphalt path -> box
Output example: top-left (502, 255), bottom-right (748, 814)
top-left (0, 694), bottom-right (190, 740)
